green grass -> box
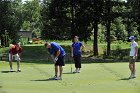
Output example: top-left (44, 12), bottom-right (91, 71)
top-left (0, 61), bottom-right (140, 93)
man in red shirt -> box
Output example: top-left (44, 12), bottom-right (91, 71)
top-left (9, 43), bottom-right (22, 72)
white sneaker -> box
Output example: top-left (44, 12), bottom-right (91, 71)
top-left (132, 74), bottom-right (136, 78)
top-left (17, 69), bottom-right (21, 72)
top-left (77, 70), bottom-right (81, 73)
top-left (10, 69), bottom-right (13, 72)
top-left (129, 74), bottom-right (136, 79)
top-left (55, 77), bottom-right (62, 80)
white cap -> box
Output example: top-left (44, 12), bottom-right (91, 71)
top-left (129, 36), bottom-right (134, 40)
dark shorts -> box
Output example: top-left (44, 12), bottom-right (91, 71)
top-left (73, 54), bottom-right (81, 68)
top-left (129, 56), bottom-right (137, 63)
top-left (55, 56), bottom-right (65, 66)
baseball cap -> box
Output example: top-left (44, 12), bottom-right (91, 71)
top-left (129, 36), bottom-right (134, 40)
top-left (74, 36), bottom-right (79, 38)
top-left (16, 42), bottom-right (21, 47)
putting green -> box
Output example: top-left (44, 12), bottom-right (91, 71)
top-left (0, 61), bottom-right (140, 93)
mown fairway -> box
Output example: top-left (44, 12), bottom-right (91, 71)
top-left (0, 61), bottom-right (140, 93)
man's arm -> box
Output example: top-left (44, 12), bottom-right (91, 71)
top-left (9, 48), bottom-right (13, 61)
top-left (71, 47), bottom-right (73, 57)
top-left (55, 50), bottom-right (60, 58)
top-left (134, 46), bottom-right (138, 58)
top-left (50, 55), bottom-right (59, 64)
top-left (50, 55), bottom-right (55, 63)
top-left (82, 43), bottom-right (85, 48)
top-left (18, 53), bottom-right (21, 58)
top-left (18, 47), bottom-right (22, 58)
top-left (80, 43), bottom-right (85, 51)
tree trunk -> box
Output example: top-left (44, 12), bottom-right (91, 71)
top-left (93, 19), bottom-right (98, 56)
top-left (106, 20), bottom-right (111, 56)
top-left (106, 0), bottom-right (111, 56)
top-left (71, 0), bottom-right (75, 39)
top-left (126, 19), bottom-right (132, 37)
top-left (1, 35), bottom-right (5, 46)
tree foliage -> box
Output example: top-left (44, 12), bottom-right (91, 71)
top-left (0, 0), bottom-right (140, 57)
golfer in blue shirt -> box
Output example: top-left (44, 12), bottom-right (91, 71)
top-left (45, 42), bottom-right (66, 80)
top-left (71, 36), bottom-right (85, 73)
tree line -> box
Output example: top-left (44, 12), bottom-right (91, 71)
top-left (0, 0), bottom-right (140, 56)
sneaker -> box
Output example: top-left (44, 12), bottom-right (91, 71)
top-left (132, 76), bottom-right (136, 78)
top-left (129, 75), bottom-right (134, 79)
top-left (132, 74), bottom-right (136, 78)
top-left (17, 69), bottom-right (21, 72)
top-left (55, 77), bottom-right (62, 80)
top-left (10, 69), bottom-right (13, 72)
top-left (77, 70), bottom-right (81, 73)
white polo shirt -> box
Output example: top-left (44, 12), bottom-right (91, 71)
top-left (130, 41), bottom-right (138, 56)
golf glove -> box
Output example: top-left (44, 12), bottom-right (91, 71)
top-left (71, 54), bottom-right (73, 57)
top-left (133, 56), bottom-right (135, 59)
top-left (55, 57), bottom-right (58, 61)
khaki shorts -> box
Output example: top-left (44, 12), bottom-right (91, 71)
top-left (129, 56), bottom-right (137, 63)
top-left (9, 54), bottom-right (21, 61)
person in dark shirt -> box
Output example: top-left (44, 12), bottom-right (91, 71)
top-left (71, 36), bottom-right (85, 73)
top-left (9, 43), bottom-right (22, 72)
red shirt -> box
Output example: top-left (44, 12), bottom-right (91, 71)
top-left (9, 45), bottom-right (22, 55)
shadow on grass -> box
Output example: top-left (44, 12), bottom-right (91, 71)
top-left (31, 77), bottom-right (57, 81)
top-left (119, 78), bottom-right (130, 80)
top-left (63, 72), bottom-right (75, 74)
top-left (0, 86), bottom-right (2, 88)
top-left (1, 71), bottom-right (16, 73)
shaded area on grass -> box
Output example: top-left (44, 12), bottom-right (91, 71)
top-left (63, 72), bottom-right (75, 74)
top-left (119, 78), bottom-right (130, 80)
top-left (1, 71), bottom-right (16, 73)
top-left (31, 78), bottom-right (57, 81)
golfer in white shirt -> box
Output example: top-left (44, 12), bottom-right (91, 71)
top-left (129, 36), bottom-right (138, 79)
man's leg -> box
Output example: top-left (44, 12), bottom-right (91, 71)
top-left (129, 63), bottom-right (133, 75)
top-left (55, 65), bottom-right (58, 77)
top-left (76, 55), bottom-right (81, 73)
top-left (16, 54), bottom-right (21, 72)
top-left (9, 61), bottom-right (13, 71)
top-left (132, 62), bottom-right (136, 77)
top-left (17, 60), bottom-right (21, 72)
top-left (59, 66), bottom-right (63, 78)
top-left (73, 56), bottom-right (78, 73)
top-left (55, 56), bottom-right (65, 80)
top-left (9, 54), bottom-right (13, 71)
top-left (129, 58), bottom-right (135, 78)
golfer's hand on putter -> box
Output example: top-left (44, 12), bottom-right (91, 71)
top-left (133, 56), bottom-right (135, 59)
top-left (71, 54), bottom-right (73, 57)
top-left (55, 57), bottom-right (58, 61)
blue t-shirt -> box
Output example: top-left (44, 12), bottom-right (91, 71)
top-left (72, 42), bottom-right (82, 56)
top-left (48, 42), bottom-right (66, 57)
